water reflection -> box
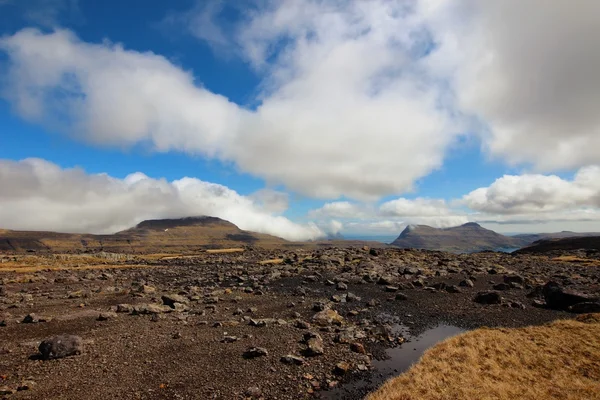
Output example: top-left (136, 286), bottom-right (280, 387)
top-left (323, 324), bottom-right (465, 399)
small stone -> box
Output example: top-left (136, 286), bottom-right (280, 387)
top-left (446, 285), bottom-right (462, 293)
top-left (459, 279), bottom-right (474, 288)
top-left (280, 354), bottom-right (305, 365)
top-left (336, 282), bottom-right (348, 291)
top-left (221, 336), bottom-right (238, 343)
top-left (17, 380), bottom-right (36, 391)
top-left (312, 309), bottom-right (344, 326)
top-left (334, 361), bottom-right (351, 375)
top-left (395, 293), bottom-right (408, 301)
top-left (244, 347), bottom-right (268, 359)
top-left (116, 304), bottom-right (134, 313)
top-left (305, 336), bottom-right (324, 356)
top-left (350, 342), bottom-right (366, 354)
top-left (385, 286), bottom-right (399, 292)
top-left (245, 386), bottom-right (262, 398)
top-left (97, 312), bottom-right (117, 321)
top-left (295, 320), bottom-right (311, 329)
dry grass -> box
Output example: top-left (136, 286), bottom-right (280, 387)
top-left (258, 258), bottom-right (285, 265)
top-left (551, 255), bottom-right (600, 266)
top-left (368, 314), bottom-right (600, 400)
top-left (205, 248), bottom-right (245, 254)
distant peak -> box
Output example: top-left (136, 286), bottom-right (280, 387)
top-left (462, 222), bottom-right (481, 228)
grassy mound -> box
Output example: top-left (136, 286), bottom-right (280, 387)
top-left (367, 314), bottom-right (600, 400)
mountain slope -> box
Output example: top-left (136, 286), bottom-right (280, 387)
top-left (515, 236), bottom-right (600, 255)
top-left (391, 222), bottom-right (525, 253)
top-left (0, 216), bottom-right (288, 254)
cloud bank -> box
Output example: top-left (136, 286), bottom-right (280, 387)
top-left (0, 158), bottom-right (323, 241)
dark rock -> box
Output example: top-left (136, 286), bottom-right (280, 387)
top-left (395, 293), bottom-right (408, 301)
top-left (377, 276), bottom-right (393, 285)
top-left (432, 282), bottom-right (446, 291)
top-left (504, 274), bottom-right (525, 285)
top-left (22, 313), bottom-right (49, 324)
top-left (161, 294), bottom-right (188, 308)
top-left (350, 342), bottom-right (366, 354)
top-left (446, 285), bottom-right (461, 293)
top-left (38, 334), bottom-right (82, 360)
top-left (542, 281), bottom-right (598, 311)
top-left (243, 347), bottom-right (268, 359)
top-left (346, 292), bottom-right (360, 302)
top-left (459, 279), bottom-right (474, 288)
top-left (569, 302), bottom-right (600, 314)
top-left (295, 320), bottom-right (311, 329)
top-left (474, 291), bottom-right (502, 305)
top-left (493, 283), bottom-right (511, 291)
top-left (280, 354), bottom-right (305, 365)
top-left (403, 267), bottom-right (419, 275)
top-left (385, 286), bottom-right (398, 292)
top-left (336, 282), bottom-right (348, 291)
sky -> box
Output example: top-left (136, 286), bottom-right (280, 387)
top-left (1, 0), bottom-right (600, 241)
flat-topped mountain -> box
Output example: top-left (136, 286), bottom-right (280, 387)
top-left (0, 216), bottom-right (287, 254)
top-left (391, 222), bottom-right (524, 253)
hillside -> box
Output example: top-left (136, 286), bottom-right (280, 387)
top-left (0, 216), bottom-right (288, 254)
top-left (516, 236), bottom-right (600, 256)
top-left (391, 222), bottom-right (525, 253)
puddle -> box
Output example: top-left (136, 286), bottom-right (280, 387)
top-left (323, 324), bottom-right (466, 399)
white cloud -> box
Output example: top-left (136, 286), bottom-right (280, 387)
top-left (463, 166), bottom-right (600, 214)
top-left (0, 1), bottom-right (461, 201)
top-left (426, 0), bottom-right (600, 170)
top-left (0, 158), bottom-right (323, 241)
top-left (379, 197), bottom-right (452, 217)
top-left (309, 201), bottom-right (368, 219)
top-left (249, 188), bottom-right (289, 214)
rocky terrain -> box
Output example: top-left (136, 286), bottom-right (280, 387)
top-left (1, 244), bottom-right (599, 399)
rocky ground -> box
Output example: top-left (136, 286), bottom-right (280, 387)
top-left (1, 247), bottom-right (599, 399)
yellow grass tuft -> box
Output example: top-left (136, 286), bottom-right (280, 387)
top-left (258, 258), bottom-right (284, 265)
top-left (551, 255), bottom-right (600, 266)
top-left (367, 315), bottom-right (600, 400)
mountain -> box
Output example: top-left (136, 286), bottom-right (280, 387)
top-left (512, 231), bottom-right (600, 243)
top-left (391, 222), bottom-right (525, 253)
top-left (515, 236), bottom-right (600, 255)
top-left (0, 216), bottom-right (288, 254)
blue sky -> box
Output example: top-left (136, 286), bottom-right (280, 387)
top-left (1, 0), bottom-right (599, 240)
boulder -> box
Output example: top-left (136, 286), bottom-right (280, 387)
top-left (312, 309), bottom-right (344, 326)
top-left (542, 282), bottom-right (598, 311)
top-left (161, 294), bottom-right (189, 308)
top-left (474, 291), bottom-right (502, 305)
top-left (280, 354), bottom-right (305, 365)
top-left (38, 334), bottom-right (82, 360)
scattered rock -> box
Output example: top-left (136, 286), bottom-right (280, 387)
top-left (334, 361), bottom-right (351, 375)
top-left (38, 334), bottom-right (82, 360)
top-left (22, 313), bottom-right (49, 324)
top-left (161, 294), bottom-right (189, 308)
top-left (243, 347), bottom-right (268, 359)
top-left (395, 293), bottom-right (408, 301)
top-left (280, 354), bottom-right (305, 365)
top-left (350, 342), bottom-right (366, 354)
top-left (474, 291), bottom-right (502, 305)
top-left (336, 282), bottom-right (348, 291)
top-left (459, 279), bottom-right (474, 288)
top-left (385, 286), bottom-right (398, 292)
top-left (312, 309), bottom-right (344, 326)
top-left (446, 285), bottom-right (461, 293)
top-left (542, 281), bottom-right (598, 311)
